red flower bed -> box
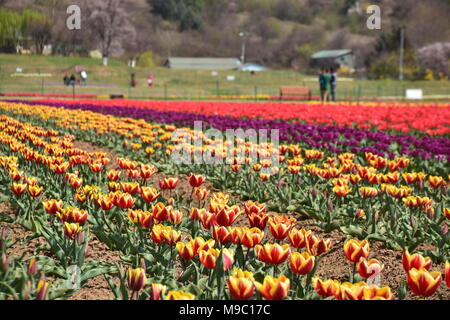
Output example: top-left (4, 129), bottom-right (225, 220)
top-left (34, 99), bottom-right (450, 135)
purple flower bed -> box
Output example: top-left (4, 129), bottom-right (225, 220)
top-left (6, 99), bottom-right (450, 161)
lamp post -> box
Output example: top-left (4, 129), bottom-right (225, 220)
top-left (239, 32), bottom-right (249, 64)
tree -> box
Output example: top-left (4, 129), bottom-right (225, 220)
top-left (149, 0), bottom-right (204, 31)
top-left (85, 0), bottom-right (136, 65)
top-left (417, 42), bottom-right (450, 78)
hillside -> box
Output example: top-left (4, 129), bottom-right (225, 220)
top-left (0, 0), bottom-right (449, 79)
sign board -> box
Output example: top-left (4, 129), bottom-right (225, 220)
top-left (226, 75), bottom-right (235, 81)
top-left (406, 89), bottom-right (423, 100)
top-left (211, 71), bottom-right (218, 76)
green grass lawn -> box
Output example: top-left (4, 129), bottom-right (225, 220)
top-left (0, 53), bottom-right (449, 101)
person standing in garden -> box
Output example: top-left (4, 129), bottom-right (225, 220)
top-left (319, 68), bottom-right (326, 102)
top-left (320, 68), bottom-right (331, 102)
top-left (147, 73), bottom-right (154, 87)
top-left (330, 68), bottom-right (337, 102)
top-left (80, 70), bottom-right (88, 86)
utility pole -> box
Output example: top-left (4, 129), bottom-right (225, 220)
top-left (399, 27), bottom-right (405, 81)
top-left (239, 32), bottom-right (248, 64)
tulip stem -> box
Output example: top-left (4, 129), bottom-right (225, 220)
top-left (351, 262), bottom-right (357, 283)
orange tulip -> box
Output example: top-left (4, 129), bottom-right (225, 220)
top-left (120, 182), bottom-right (140, 195)
top-left (312, 278), bottom-right (340, 297)
top-left (255, 243), bottom-right (290, 265)
top-left (407, 268), bottom-right (442, 297)
top-left (289, 252), bottom-right (315, 275)
top-left (402, 250), bottom-right (432, 272)
top-left (357, 258), bottom-right (384, 279)
top-left (127, 267), bottom-right (147, 292)
top-left (42, 199), bottom-right (63, 215)
top-left (255, 275), bottom-right (290, 300)
top-left (98, 195), bottom-right (115, 211)
top-left (240, 227), bottom-right (264, 249)
top-left (343, 239), bottom-right (369, 263)
top-left (230, 227), bottom-right (243, 245)
top-left (66, 208), bottom-right (88, 225)
top-left (188, 173), bottom-right (205, 188)
top-left (227, 269), bottom-right (255, 300)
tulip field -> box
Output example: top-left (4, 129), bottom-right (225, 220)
top-left (0, 99), bottom-right (449, 301)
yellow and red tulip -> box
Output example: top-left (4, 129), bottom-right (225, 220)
top-left (63, 222), bottom-right (82, 240)
top-left (159, 177), bottom-right (179, 190)
top-left (117, 193), bottom-right (135, 209)
top-left (165, 290), bottom-right (195, 300)
top-left (362, 286), bottom-right (393, 300)
top-left (247, 211), bottom-right (269, 230)
top-left (289, 252), bottom-right (315, 275)
top-left (176, 241), bottom-right (196, 260)
top-left (36, 277), bottom-right (49, 300)
top-left (199, 248), bottom-right (234, 271)
top-left (27, 185), bottom-right (43, 198)
top-left (11, 182), bottom-right (27, 196)
top-left (42, 199), bottom-right (63, 215)
top-left (227, 268), bottom-right (255, 300)
top-left (343, 239), bottom-right (370, 263)
top-left (402, 250), bottom-right (432, 272)
top-left (288, 228), bottom-right (310, 249)
top-left (255, 274), bottom-right (290, 300)
top-left (240, 227), bottom-right (264, 249)
top-left (306, 234), bottom-right (332, 257)
top-left (357, 258), bottom-right (384, 279)
top-left (140, 186), bottom-right (160, 203)
top-left (188, 173), bottom-right (205, 188)
top-left (215, 205), bottom-right (241, 227)
top-left (193, 187), bottom-right (210, 201)
top-left (407, 268), bottom-right (442, 297)
top-left (150, 283), bottom-right (167, 300)
top-left (255, 243), bottom-right (290, 265)
top-left (445, 261), bottom-right (450, 288)
top-left (152, 202), bottom-right (170, 222)
top-left (212, 225), bottom-right (233, 245)
top-left (127, 267), bottom-right (147, 292)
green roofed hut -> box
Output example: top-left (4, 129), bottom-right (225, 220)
top-left (310, 49), bottom-right (355, 70)
top-left (165, 57), bottom-right (242, 70)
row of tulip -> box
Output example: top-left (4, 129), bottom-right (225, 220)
top-left (32, 98), bottom-right (450, 136)
top-left (10, 100), bottom-right (449, 162)
top-left (0, 113), bottom-right (448, 300)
